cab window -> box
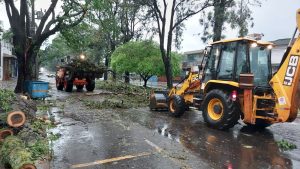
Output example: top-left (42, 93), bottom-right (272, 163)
top-left (203, 45), bottom-right (221, 82)
top-left (217, 42), bottom-right (236, 80)
top-left (235, 42), bottom-right (248, 79)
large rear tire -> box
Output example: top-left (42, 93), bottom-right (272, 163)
top-left (202, 89), bottom-right (239, 130)
top-left (86, 80), bottom-right (95, 92)
top-left (168, 94), bottom-right (185, 117)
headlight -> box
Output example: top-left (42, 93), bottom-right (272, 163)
top-left (251, 43), bottom-right (258, 48)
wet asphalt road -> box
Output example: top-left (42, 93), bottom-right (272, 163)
top-left (40, 75), bottom-right (300, 169)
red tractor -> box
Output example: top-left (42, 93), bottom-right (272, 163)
top-left (55, 58), bottom-right (105, 92)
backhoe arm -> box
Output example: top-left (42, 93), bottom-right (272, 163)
top-left (269, 9), bottom-right (300, 122)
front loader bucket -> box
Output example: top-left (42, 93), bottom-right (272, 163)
top-left (149, 90), bottom-right (169, 110)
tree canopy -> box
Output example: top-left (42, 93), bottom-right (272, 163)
top-left (39, 34), bottom-right (73, 71)
top-left (3, 0), bottom-right (90, 93)
top-left (200, 0), bottom-right (261, 42)
top-left (111, 40), bottom-right (181, 87)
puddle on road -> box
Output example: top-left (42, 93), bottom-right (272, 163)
top-left (39, 75), bottom-right (299, 168)
top-left (125, 108), bottom-right (296, 169)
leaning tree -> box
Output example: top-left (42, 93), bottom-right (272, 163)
top-left (3, 0), bottom-right (90, 93)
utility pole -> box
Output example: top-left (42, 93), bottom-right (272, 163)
top-left (30, 0), bottom-right (35, 36)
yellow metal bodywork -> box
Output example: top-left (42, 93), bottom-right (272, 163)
top-left (211, 37), bottom-right (274, 46)
top-left (203, 80), bottom-right (239, 93)
top-left (269, 9), bottom-right (300, 122)
top-left (169, 71), bottom-right (200, 104)
top-left (207, 98), bottom-right (224, 121)
top-left (202, 9), bottom-right (300, 125)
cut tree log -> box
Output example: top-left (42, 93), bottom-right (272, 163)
top-left (0, 128), bottom-right (13, 141)
top-left (0, 136), bottom-right (36, 169)
top-left (6, 111), bottom-right (26, 128)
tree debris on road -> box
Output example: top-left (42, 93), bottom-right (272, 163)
top-left (0, 89), bottom-right (57, 169)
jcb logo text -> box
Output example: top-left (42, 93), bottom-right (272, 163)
top-left (283, 56), bottom-right (299, 86)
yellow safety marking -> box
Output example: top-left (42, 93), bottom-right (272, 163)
top-left (144, 138), bottom-right (192, 169)
top-left (144, 138), bottom-right (163, 152)
top-left (71, 152), bottom-right (151, 168)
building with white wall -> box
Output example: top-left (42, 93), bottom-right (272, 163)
top-left (0, 36), bottom-right (17, 81)
top-left (271, 38), bottom-right (294, 72)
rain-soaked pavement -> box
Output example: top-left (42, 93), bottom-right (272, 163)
top-left (38, 74), bottom-right (300, 169)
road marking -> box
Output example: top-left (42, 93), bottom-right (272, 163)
top-left (144, 138), bottom-right (192, 169)
top-left (70, 152), bottom-right (151, 168)
top-left (144, 138), bottom-right (163, 152)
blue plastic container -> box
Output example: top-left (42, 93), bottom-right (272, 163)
top-left (25, 81), bottom-right (49, 99)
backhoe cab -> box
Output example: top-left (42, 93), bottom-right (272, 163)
top-left (199, 9), bottom-right (300, 130)
top-left (161, 9), bottom-right (300, 130)
top-left (200, 38), bottom-right (275, 130)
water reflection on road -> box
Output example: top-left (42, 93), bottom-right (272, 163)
top-left (144, 110), bottom-right (294, 169)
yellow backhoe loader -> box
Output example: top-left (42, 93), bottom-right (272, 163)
top-left (149, 69), bottom-right (202, 117)
top-left (152, 9), bottom-right (300, 130)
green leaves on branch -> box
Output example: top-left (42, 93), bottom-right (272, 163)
top-left (200, 0), bottom-right (261, 42)
top-left (112, 40), bottom-right (181, 76)
top-left (0, 89), bottom-right (16, 113)
top-left (111, 40), bottom-right (181, 86)
top-left (276, 139), bottom-right (297, 151)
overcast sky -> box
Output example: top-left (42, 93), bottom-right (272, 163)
top-left (0, 0), bottom-right (298, 52)
top-left (181, 0), bottom-right (299, 52)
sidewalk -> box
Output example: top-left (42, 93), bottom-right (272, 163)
top-left (0, 78), bottom-right (17, 90)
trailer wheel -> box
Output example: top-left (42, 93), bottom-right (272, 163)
top-left (64, 80), bottom-right (73, 92)
top-left (168, 94), bottom-right (185, 117)
top-left (76, 85), bottom-right (84, 91)
top-left (86, 80), bottom-right (95, 91)
top-left (202, 89), bottom-right (239, 130)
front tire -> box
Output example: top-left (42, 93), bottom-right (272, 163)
top-left (86, 80), bottom-right (95, 92)
top-left (168, 94), bottom-right (185, 117)
top-left (202, 89), bottom-right (239, 130)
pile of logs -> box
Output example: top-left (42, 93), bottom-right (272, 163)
top-left (0, 110), bottom-right (37, 169)
top-left (0, 111), bottom-right (26, 140)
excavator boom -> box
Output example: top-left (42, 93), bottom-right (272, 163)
top-left (269, 9), bottom-right (300, 122)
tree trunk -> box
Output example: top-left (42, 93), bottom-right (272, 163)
top-left (213, 0), bottom-right (227, 42)
top-left (14, 45), bottom-right (39, 93)
top-left (163, 57), bottom-right (173, 89)
top-left (140, 75), bottom-right (152, 88)
top-left (143, 78), bottom-right (148, 87)
top-left (125, 71), bottom-right (130, 83)
top-left (15, 54), bottom-right (25, 93)
top-left (104, 55), bottom-right (109, 80)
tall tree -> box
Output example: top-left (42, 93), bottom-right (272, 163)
top-left (60, 22), bottom-right (104, 64)
top-left (3, 0), bottom-right (90, 93)
top-left (144, 0), bottom-right (212, 88)
top-left (119, 0), bottom-right (144, 83)
top-left (200, 0), bottom-right (261, 42)
top-left (90, 0), bottom-right (121, 81)
top-left (89, 0), bottom-right (144, 83)
top-left (229, 0), bottom-right (256, 37)
top-left (39, 34), bottom-right (73, 71)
